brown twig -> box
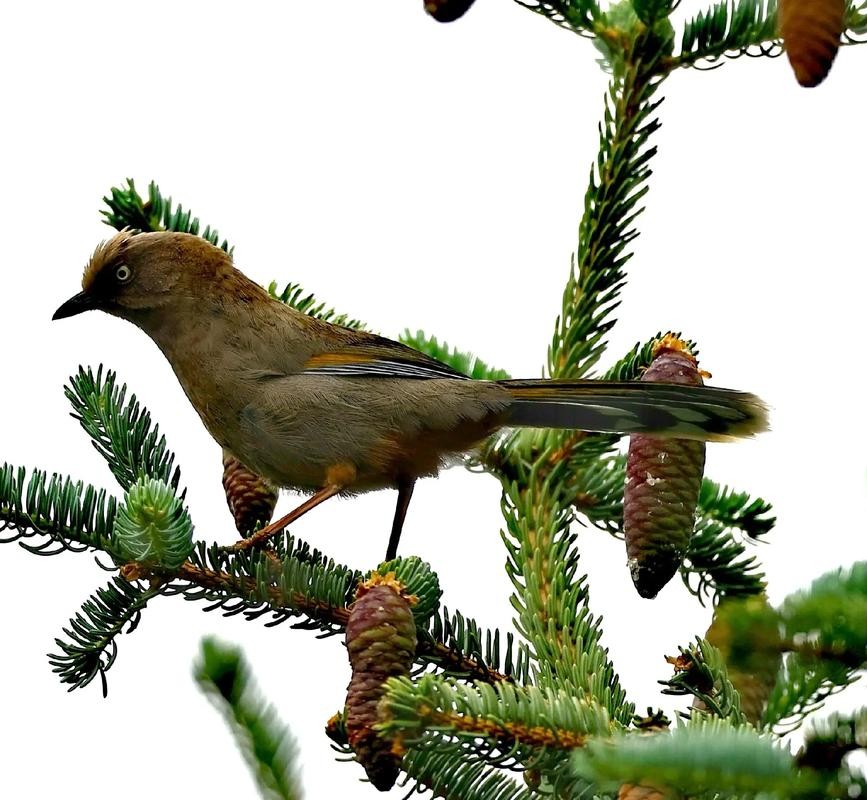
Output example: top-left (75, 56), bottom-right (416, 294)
top-left (125, 558), bottom-right (513, 684)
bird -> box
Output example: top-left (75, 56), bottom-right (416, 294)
top-left (53, 230), bottom-right (768, 561)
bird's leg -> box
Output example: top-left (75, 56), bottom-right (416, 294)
top-left (384, 479), bottom-right (416, 562)
top-left (227, 484), bottom-right (341, 553)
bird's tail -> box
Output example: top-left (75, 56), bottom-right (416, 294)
top-left (501, 379), bottom-right (768, 442)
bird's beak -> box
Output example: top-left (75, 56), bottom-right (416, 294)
top-left (52, 291), bottom-right (98, 320)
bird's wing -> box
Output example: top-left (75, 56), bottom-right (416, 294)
top-left (300, 331), bottom-right (469, 380)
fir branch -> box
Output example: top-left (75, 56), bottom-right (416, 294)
top-left (512, 0), bottom-right (602, 37)
top-left (500, 466), bottom-right (635, 724)
top-left (0, 463), bottom-right (117, 556)
top-left (400, 330), bottom-right (511, 381)
top-left (102, 178), bottom-right (232, 253)
top-left (65, 366), bottom-right (182, 494)
top-left (195, 637), bottom-right (302, 800)
top-left (572, 717), bottom-right (802, 795)
top-left (761, 564), bottom-right (866, 733)
top-left (698, 478), bottom-right (775, 540)
top-left (548, 45), bottom-right (663, 380)
top-left (671, 0), bottom-right (867, 70)
top-left (152, 538), bottom-right (523, 685)
top-left (420, 606), bottom-right (532, 685)
top-left (381, 674), bottom-right (611, 752)
top-left (660, 638), bottom-right (746, 725)
top-left (672, 0), bottom-right (780, 69)
top-left (762, 652), bottom-right (859, 735)
top-left (267, 281), bottom-right (367, 331)
top-left (844, 0), bottom-right (867, 41)
top-left (778, 562), bottom-right (867, 668)
top-left (681, 515), bottom-right (767, 603)
top-left (48, 577), bottom-right (160, 696)
top-left (400, 742), bottom-right (534, 800)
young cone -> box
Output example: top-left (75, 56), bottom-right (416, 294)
top-left (624, 336), bottom-right (707, 598)
top-left (345, 573), bottom-right (417, 791)
top-left (778, 0), bottom-right (845, 87)
top-left (221, 449), bottom-right (279, 537)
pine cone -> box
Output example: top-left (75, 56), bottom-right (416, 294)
top-left (424, 0), bottom-right (477, 23)
top-left (345, 573), bottom-right (417, 791)
top-left (221, 449), bottom-right (278, 537)
top-left (779, 0), bottom-right (845, 87)
top-left (624, 336), bottom-right (707, 598)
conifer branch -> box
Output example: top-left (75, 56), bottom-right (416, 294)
top-left (487, 46), bottom-right (669, 724)
top-left (572, 717), bottom-right (803, 796)
top-left (400, 742), bottom-right (534, 800)
top-left (400, 331), bottom-right (511, 381)
top-left (65, 366), bottom-right (182, 494)
top-left (778, 562), bottom-right (867, 668)
top-left (763, 653), bottom-right (860, 735)
top-left (267, 282), bottom-right (368, 331)
top-left (762, 563), bottom-right (866, 733)
top-left (500, 467), bottom-right (635, 724)
top-left (548, 45), bottom-right (663, 381)
top-left (660, 638), bottom-right (746, 725)
top-left (844, 0), bottom-right (867, 40)
top-left (0, 463), bottom-right (118, 556)
top-left (512, 0), bottom-right (603, 38)
top-left (49, 577), bottom-right (161, 696)
top-left (195, 637), bottom-right (303, 800)
top-left (671, 0), bottom-right (780, 70)
top-left (102, 178), bottom-right (232, 253)
top-left (381, 674), bottom-right (611, 751)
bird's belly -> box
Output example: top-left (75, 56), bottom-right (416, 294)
top-left (230, 376), bottom-right (510, 492)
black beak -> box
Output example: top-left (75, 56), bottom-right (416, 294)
top-left (52, 291), bottom-right (98, 320)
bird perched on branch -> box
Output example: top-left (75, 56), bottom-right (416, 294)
top-left (53, 231), bottom-right (767, 559)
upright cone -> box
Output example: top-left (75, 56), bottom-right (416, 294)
top-left (345, 573), bottom-right (417, 791)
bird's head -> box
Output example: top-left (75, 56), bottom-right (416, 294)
top-left (52, 230), bottom-right (241, 323)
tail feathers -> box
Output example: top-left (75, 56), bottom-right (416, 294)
top-left (502, 379), bottom-right (768, 442)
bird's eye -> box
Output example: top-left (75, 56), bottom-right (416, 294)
top-left (115, 265), bottom-right (132, 283)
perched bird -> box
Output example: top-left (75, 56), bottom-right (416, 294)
top-left (53, 231), bottom-right (767, 559)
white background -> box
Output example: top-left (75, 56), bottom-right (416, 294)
top-left (1, 1), bottom-right (864, 797)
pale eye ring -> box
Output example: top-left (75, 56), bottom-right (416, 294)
top-left (115, 265), bottom-right (132, 283)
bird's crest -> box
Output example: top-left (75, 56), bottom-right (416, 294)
top-left (82, 229), bottom-right (136, 291)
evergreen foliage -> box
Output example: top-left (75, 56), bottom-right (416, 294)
top-left (49, 578), bottom-right (161, 696)
top-left (195, 637), bottom-right (302, 800)
top-left (3, 3), bottom-right (866, 797)
top-left (102, 178), bottom-right (232, 253)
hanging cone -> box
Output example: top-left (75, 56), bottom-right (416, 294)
top-left (345, 573), bottom-right (417, 791)
top-left (624, 335), bottom-right (707, 598)
top-left (779, 0), bottom-right (845, 87)
top-left (221, 449), bottom-right (279, 537)
top-left (424, 0), bottom-right (477, 23)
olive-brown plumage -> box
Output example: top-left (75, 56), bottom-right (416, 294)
top-left (53, 231), bottom-right (768, 557)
